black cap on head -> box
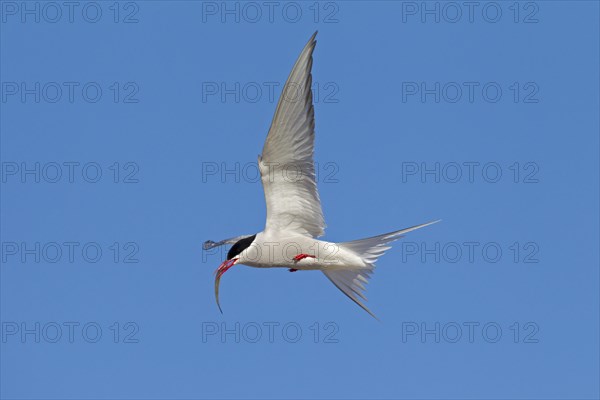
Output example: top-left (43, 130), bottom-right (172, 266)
top-left (227, 234), bottom-right (256, 260)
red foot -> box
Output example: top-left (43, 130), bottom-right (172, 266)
top-left (288, 268), bottom-right (298, 272)
top-left (293, 254), bottom-right (316, 262)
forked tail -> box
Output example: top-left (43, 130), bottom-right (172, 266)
top-left (322, 220), bottom-right (440, 319)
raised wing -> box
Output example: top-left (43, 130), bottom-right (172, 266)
top-left (259, 31), bottom-right (325, 238)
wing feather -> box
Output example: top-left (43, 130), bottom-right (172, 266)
top-left (322, 268), bottom-right (378, 320)
top-left (259, 31), bottom-right (325, 238)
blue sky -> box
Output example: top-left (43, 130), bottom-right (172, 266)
top-left (1, 1), bottom-right (599, 399)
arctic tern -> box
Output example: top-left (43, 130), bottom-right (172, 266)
top-left (204, 32), bottom-right (439, 318)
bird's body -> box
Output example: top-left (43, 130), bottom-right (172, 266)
top-left (236, 232), bottom-right (365, 271)
top-left (204, 32), bottom-right (439, 318)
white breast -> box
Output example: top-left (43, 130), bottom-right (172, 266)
top-left (237, 231), bottom-right (365, 270)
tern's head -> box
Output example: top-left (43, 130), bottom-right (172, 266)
top-left (226, 234), bottom-right (256, 261)
top-left (214, 234), bottom-right (257, 313)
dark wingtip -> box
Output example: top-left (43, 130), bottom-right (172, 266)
top-left (308, 31), bottom-right (318, 46)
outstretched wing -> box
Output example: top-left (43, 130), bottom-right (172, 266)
top-left (259, 31), bottom-right (325, 238)
top-left (322, 268), bottom-right (377, 319)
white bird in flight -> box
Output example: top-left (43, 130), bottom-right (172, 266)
top-left (204, 32), bottom-right (439, 318)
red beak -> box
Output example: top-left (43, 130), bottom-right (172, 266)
top-left (214, 258), bottom-right (238, 313)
